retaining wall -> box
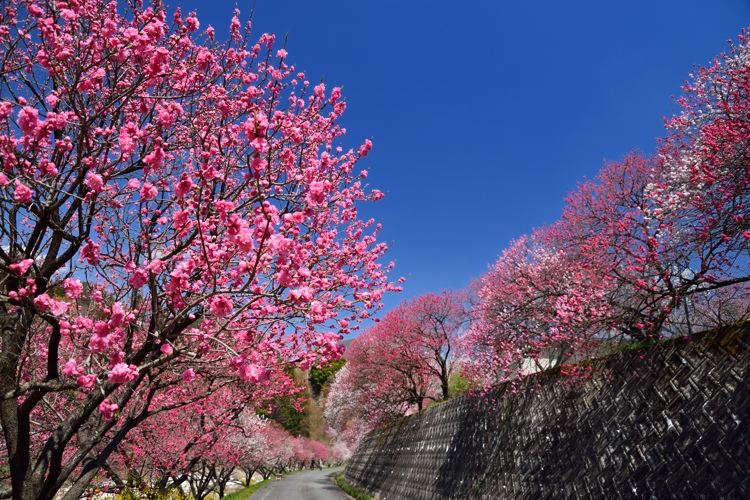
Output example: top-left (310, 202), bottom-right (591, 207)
top-left (344, 323), bottom-right (750, 499)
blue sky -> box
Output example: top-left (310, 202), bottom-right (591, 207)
top-left (173, 0), bottom-right (750, 315)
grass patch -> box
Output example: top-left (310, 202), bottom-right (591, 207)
top-left (333, 472), bottom-right (374, 500)
top-left (224, 479), bottom-right (272, 499)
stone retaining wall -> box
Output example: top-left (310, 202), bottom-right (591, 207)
top-left (344, 323), bottom-right (750, 499)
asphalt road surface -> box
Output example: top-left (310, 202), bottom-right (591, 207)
top-left (250, 466), bottom-right (352, 500)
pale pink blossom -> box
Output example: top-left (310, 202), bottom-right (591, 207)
top-left (64, 278), bottom-right (83, 299)
top-left (50, 298), bottom-right (69, 316)
top-left (237, 363), bottom-right (270, 383)
top-left (107, 363), bottom-right (139, 384)
top-left (290, 286), bottom-right (314, 303)
top-left (59, 8), bottom-right (76, 21)
top-left (235, 230), bottom-right (254, 252)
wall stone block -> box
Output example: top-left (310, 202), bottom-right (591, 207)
top-left (344, 322), bottom-right (750, 499)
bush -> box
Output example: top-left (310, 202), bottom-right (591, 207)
top-left (333, 472), bottom-right (373, 500)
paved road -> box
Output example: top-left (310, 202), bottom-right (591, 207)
top-left (249, 466), bottom-right (351, 500)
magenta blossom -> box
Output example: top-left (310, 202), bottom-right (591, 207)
top-left (14, 180), bottom-right (33, 203)
top-left (209, 295), bottom-right (233, 317)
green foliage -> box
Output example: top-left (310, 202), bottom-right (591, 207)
top-left (258, 395), bottom-right (309, 436)
top-left (333, 472), bottom-right (374, 500)
top-left (114, 484), bottom-right (191, 500)
top-left (447, 372), bottom-right (472, 398)
top-left (309, 358), bottom-right (346, 395)
top-left (224, 479), bottom-right (272, 499)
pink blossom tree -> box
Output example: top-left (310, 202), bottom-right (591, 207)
top-left (326, 291), bottom-right (469, 431)
top-left (466, 226), bottom-right (616, 383)
top-left (323, 365), bottom-right (373, 450)
top-left (0, 1), bottom-right (397, 498)
top-left (466, 28), bottom-right (750, 387)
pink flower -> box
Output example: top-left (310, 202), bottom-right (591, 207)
top-left (14, 180), bottom-right (33, 203)
top-left (160, 343), bottom-right (173, 355)
top-left (174, 175), bottom-right (193, 198)
top-left (64, 278), bottom-right (83, 299)
top-left (59, 8), bottom-right (77, 21)
top-left (215, 200), bottom-right (233, 215)
top-left (40, 161), bottom-right (58, 176)
top-left (359, 139), bottom-right (372, 157)
top-left (63, 359), bottom-right (84, 377)
top-left (17, 106), bottom-right (39, 135)
top-left (99, 400), bottom-right (119, 421)
top-left (250, 157), bottom-right (265, 172)
top-left (127, 178), bottom-right (141, 190)
top-left (306, 181), bottom-right (326, 207)
top-left (84, 172), bottom-right (104, 193)
top-left (140, 182), bottom-right (158, 200)
top-left (184, 13), bottom-right (199, 32)
top-left (34, 293), bottom-right (52, 312)
top-left (234, 230), bottom-right (254, 252)
top-left (9, 259), bottom-right (34, 276)
top-left (330, 87), bottom-right (342, 104)
top-left (289, 286), bottom-right (314, 303)
top-left (109, 302), bottom-right (126, 328)
top-left (243, 112), bottom-right (269, 141)
top-left (80, 239), bottom-right (100, 266)
top-left (173, 209), bottom-right (189, 227)
top-left (88, 334), bottom-right (110, 353)
top-left (209, 295), bottom-right (233, 317)
top-left (0, 101), bottom-right (12, 120)
top-left (77, 374), bottom-right (97, 390)
top-left (237, 363), bottom-right (270, 383)
top-left (107, 363), bottom-right (139, 384)
top-left (50, 298), bottom-right (69, 316)
top-left (182, 368), bottom-right (196, 383)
